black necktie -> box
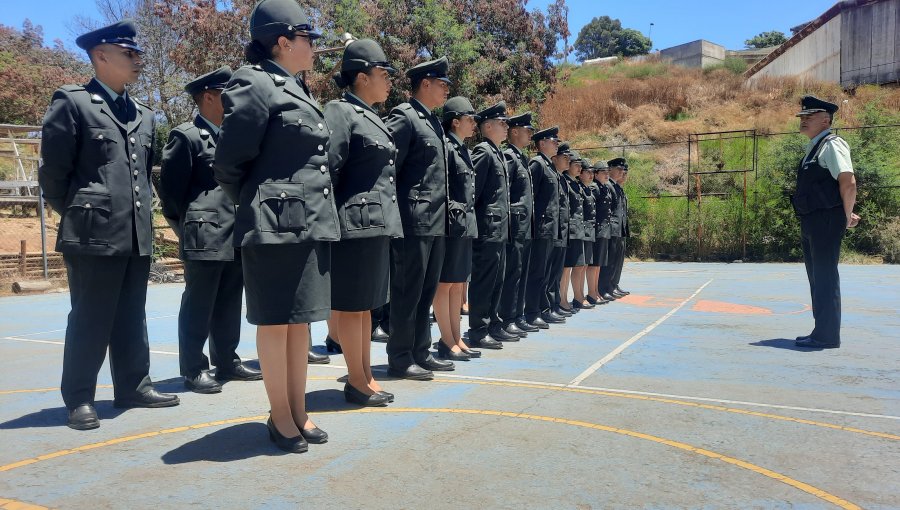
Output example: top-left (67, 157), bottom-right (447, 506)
top-left (114, 97), bottom-right (127, 123)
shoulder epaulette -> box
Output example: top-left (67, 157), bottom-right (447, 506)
top-left (60, 85), bottom-right (86, 92)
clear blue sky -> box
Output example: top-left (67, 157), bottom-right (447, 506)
top-left (2, 0), bottom-right (837, 56)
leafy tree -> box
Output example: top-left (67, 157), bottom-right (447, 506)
top-left (573, 16), bottom-right (650, 61)
top-left (744, 30), bottom-right (787, 49)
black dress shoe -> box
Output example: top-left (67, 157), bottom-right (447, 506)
top-left (528, 317), bottom-right (550, 329)
top-left (114, 389), bottom-right (180, 409)
top-left (469, 334), bottom-right (504, 349)
top-left (616, 287), bottom-right (630, 295)
top-left (325, 336), bottom-right (342, 354)
top-left (541, 312), bottom-right (565, 324)
top-left (217, 362), bottom-right (263, 381)
top-left (516, 318), bottom-right (540, 332)
top-left (371, 325), bottom-right (389, 342)
top-left (67, 403), bottom-right (100, 430)
top-left (505, 322), bottom-right (527, 338)
top-left (549, 310), bottom-right (569, 320)
top-left (436, 342), bottom-right (471, 361)
top-left (489, 325), bottom-right (519, 342)
top-left (461, 348), bottom-right (482, 358)
top-left (585, 295), bottom-right (598, 305)
top-left (308, 350), bottom-right (330, 365)
top-left (345, 383), bottom-right (390, 406)
top-left (795, 334), bottom-right (812, 341)
top-left (417, 355), bottom-right (455, 371)
top-left (378, 390), bottom-right (395, 402)
top-left (387, 364), bottom-right (434, 380)
top-left (184, 371), bottom-right (223, 394)
top-left (612, 291), bottom-right (626, 299)
top-left (267, 417), bottom-right (308, 453)
top-left (554, 306), bottom-right (573, 317)
top-left (601, 292), bottom-right (617, 301)
top-left (795, 337), bottom-right (840, 349)
top-left (300, 426), bottom-right (328, 444)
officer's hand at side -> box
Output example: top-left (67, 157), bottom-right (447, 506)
top-left (847, 212), bottom-right (861, 228)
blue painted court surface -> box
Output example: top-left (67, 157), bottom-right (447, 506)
top-left (1, 262), bottom-right (898, 509)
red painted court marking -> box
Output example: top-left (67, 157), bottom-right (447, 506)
top-left (615, 295), bottom-right (684, 307)
top-left (692, 300), bottom-right (773, 315)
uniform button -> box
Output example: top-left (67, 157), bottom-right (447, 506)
top-left (131, 154), bottom-right (137, 161)
top-left (388, 142), bottom-right (393, 147)
top-left (361, 198), bottom-right (367, 204)
top-left (97, 134), bottom-right (104, 140)
top-left (133, 170), bottom-right (139, 176)
top-left (134, 185), bottom-right (140, 192)
top-left (320, 165), bottom-right (327, 173)
top-left (280, 191), bottom-right (287, 198)
top-left (130, 137), bottom-right (136, 144)
top-left (392, 195), bottom-right (396, 202)
top-left (317, 123), bottom-right (324, 130)
top-left (297, 119), bottom-right (303, 125)
top-left (84, 203), bottom-right (92, 209)
top-left (389, 159), bottom-right (394, 165)
top-left (318, 145), bottom-right (324, 151)
top-left (324, 188), bottom-right (330, 196)
top-left (135, 201), bottom-right (141, 208)
top-left (389, 176), bottom-right (394, 183)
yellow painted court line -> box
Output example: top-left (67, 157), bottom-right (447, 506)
top-left (0, 497), bottom-right (52, 510)
top-left (0, 385), bottom-right (113, 396)
top-left (0, 408), bottom-right (861, 510)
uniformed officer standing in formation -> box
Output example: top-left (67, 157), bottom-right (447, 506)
top-left (39, 20), bottom-right (180, 430)
top-left (599, 158), bottom-right (629, 300)
top-left (523, 127), bottom-right (563, 328)
top-left (547, 144), bottom-right (572, 318)
top-left (324, 38), bottom-right (402, 405)
top-left (499, 113), bottom-right (537, 337)
top-left (384, 56), bottom-right (454, 380)
top-left (467, 101), bottom-right (513, 348)
top-left (160, 66), bottom-right (262, 395)
top-left (792, 95), bottom-right (859, 349)
top-left (214, 0), bottom-right (338, 453)
top-left (574, 159), bottom-right (597, 308)
top-left (611, 160), bottom-right (631, 297)
top-left (433, 96), bottom-right (480, 361)
top-left (559, 151), bottom-right (588, 313)
top-left (586, 161), bottom-right (612, 305)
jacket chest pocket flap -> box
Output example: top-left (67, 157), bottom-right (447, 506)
top-left (183, 209), bottom-right (221, 251)
top-left (344, 191), bottom-right (385, 230)
top-left (88, 128), bottom-right (118, 162)
top-left (61, 190), bottom-right (111, 245)
top-left (258, 182), bottom-right (307, 232)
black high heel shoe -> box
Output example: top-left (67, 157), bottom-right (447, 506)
top-left (325, 336), bottom-right (342, 354)
top-left (377, 390), bottom-right (395, 402)
top-left (299, 425), bottom-right (328, 444)
top-left (267, 417), bottom-right (308, 453)
top-left (344, 383), bottom-right (389, 407)
top-left (461, 347), bottom-right (481, 358)
top-left (436, 342), bottom-right (470, 361)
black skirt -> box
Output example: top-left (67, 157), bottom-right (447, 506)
top-left (564, 239), bottom-right (586, 267)
top-left (584, 241), bottom-right (595, 266)
top-left (590, 238), bottom-right (609, 267)
top-left (242, 242), bottom-right (331, 325)
top-left (440, 237), bottom-right (472, 283)
top-left (331, 236), bottom-right (391, 311)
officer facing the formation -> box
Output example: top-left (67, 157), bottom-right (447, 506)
top-left (547, 143), bottom-right (572, 318)
top-left (159, 66), bottom-right (262, 395)
top-left (792, 95), bottom-right (859, 349)
top-left (499, 112), bottom-right (537, 337)
top-left (600, 158), bottom-right (629, 300)
top-left (587, 161), bottom-right (613, 305)
top-left (468, 101), bottom-right (512, 348)
top-left (523, 127), bottom-right (562, 328)
top-left (384, 56), bottom-right (454, 380)
top-left (39, 20), bottom-right (179, 430)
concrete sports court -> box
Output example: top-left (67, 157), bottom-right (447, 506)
top-left (1, 262), bottom-right (898, 509)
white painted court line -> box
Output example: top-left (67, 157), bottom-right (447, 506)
top-left (567, 279), bottom-right (714, 386)
top-left (2, 336), bottom-right (181, 356)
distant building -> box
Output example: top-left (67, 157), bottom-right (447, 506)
top-left (660, 40), bottom-right (726, 68)
top-left (746, 0), bottom-right (899, 87)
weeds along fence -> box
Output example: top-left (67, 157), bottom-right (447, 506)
top-left (576, 124), bottom-right (900, 262)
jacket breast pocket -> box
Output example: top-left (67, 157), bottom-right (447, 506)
top-left (87, 128), bottom-right (118, 163)
top-left (183, 209), bottom-right (222, 251)
top-left (344, 191), bottom-right (385, 231)
top-left (257, 182), bottom-right (308, 233)
top-left (481, 205), bottom-right (504, 238)
top-left (281, 110), bottom-right (317, 132)
top-left (61, 190), bottom-right (111, 245)
top-left (408, 189), bottom-right (432, 226)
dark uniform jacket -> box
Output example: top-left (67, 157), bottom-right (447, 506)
top-left (529, 153), bottom-right (560, 241)
top-left (446, 132), bottom-right (477, 238)
top-left (607, 181), bottom-right (628, 238)
top-left (580, 181), bottom-right (596, 243)
top-left (324, 92), bottom-right (403, 240)
top-left (554, 172), bottom-right (570, 247)
top-left (214, 61), bottom-right (340, 246)
top-left (159, 116), bottom-right (236, 261)
top-left (39, 78), bottom-right (156, 256)
top-left (614, 181), bottom-right (630, 238)
top-left (563, 174), bottom-right (585, 241)
top-left (384, 98), bottom-right (448, 237)
top-left (471, 139), bottom-right (511, 243)
top-left (591, 181), bottom-right (613, 239)
top-left (504, 144), bottom-right (534, 241)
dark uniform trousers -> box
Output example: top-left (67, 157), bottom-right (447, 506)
top-left (611, 238), bottom-right (626, 289)
top-left (178, 256), bottom-right (243, 377)
top-left (800, 207), bottom-right (845, 344)
top-left (499, 239), bottom-right (531, 322)
top-left (470, 240), bottom-right (507, 332)
top-left (61, 254), bottom-right (152, 408)
top-left (389, 235), bottom-right (445, 366)
top-left (524, 239), bottom-right (553, 318)
top-left (600, 238), bottom-right (624, 294)
top-left (547, 245), bottom-right (566, 308)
